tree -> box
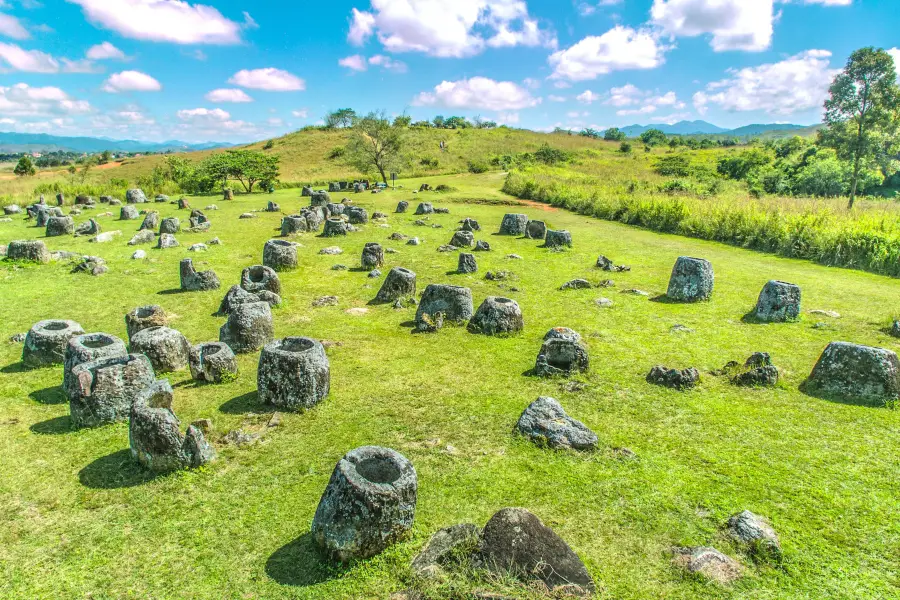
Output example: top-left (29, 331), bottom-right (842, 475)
top-left (99, 150), bottom-right (112, 164)
top-left (640, 129), bottom-right (668, 147)
top-left (325, 108), bottom-right (357, 129)
top-left (14, 155), bottom-right (35, 177)
top-left (393, 114), bottom-right (412, 128)
top-left (821, 47), bottom-right (900, 208)
top-left (432, 115), bottom-right (445, 128)
top-left (346, 110), bottom-right (404, 184)
top-left (223, 150), bottom-right (280, 193)
top-left (603, 127), bottom-right (626, 142)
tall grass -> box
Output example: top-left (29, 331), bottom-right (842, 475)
top-left (503, 166), bottom-right (900, 277)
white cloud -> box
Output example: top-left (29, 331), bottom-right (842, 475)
top-left (693, 49), bottom-right (837, 115)
top-left (617, 105), bottom-right (657, 116)
top-left (61, 58), bottom-right (101, 73)
top-left (86, 41), bottom-right (126, 60)
top-left (347, 0), bottom-right (555, 58)
top-left (605, 83), bottom-right (643, 107)
top-left (0, 83), bottom-right (91, 116)
top-left (602, 83), bottom-right (685, 115)
top-left (549, 26), bottom-right (667, 81)
top-left (292, 109), bottom-right (308, 118)
top-left (69, 0), bottom-right (245, 45)
top-left (178, 107), bottom-right (230, 121)
top-left (413, 77), bottom-right (541, 111)
top-left (228, 68), bottom-right (305, 91)
top-left (648, 111), bottom-right (693, 124)
top-left (102, 70), bottom-right (162, 92)
top-left (368, 54), bottom-right (407, 73)
top-left (889, 48), bottom-right (900, 79)
top-left (339, 54), bottom-right (368, 71)
top-left (523, 77), bottom-right (540, 89)
top-left (0, 42), bottom-right (57, 72)
top-left (548, 94), bottom-right (566, 102)
top-left (650, 0), bottom-right (774, 52)
top-left (205, 88), bottom-right (253, 103)
top-left (576, 90), bottom-right (601, 104)
top-left (0, 13), bottom-right (29, 39)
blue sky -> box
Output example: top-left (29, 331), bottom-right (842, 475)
top-left (0, 0), bottom-right (897, 143)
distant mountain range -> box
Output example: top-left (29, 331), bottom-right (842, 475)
top-left (0, 132), bottom-right (233, 154)
top-left (619, 121), bottom-right (822, 138)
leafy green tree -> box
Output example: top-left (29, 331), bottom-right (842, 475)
top-left (325, 108), bottom-right (357, 129)
top-left (821, 47), bottom-right (900, 208)
top-left (200, 153), bottom-right (233, 191)
top-left (263, 140), bottom-right (275, 150)
top-left (99, 150), bottom-right (112, 164)
top-left (14, 155), bottom-right (35, 177)
top-left (393, 114), bottom-right (412, 128)
top-left (603, 127), bottom-right (626, 141)
top-left (224, 150), bottom-right (280, 193)
top-left (619, 141), bottom-right (632, 154)
top-left (432, 115), bottom-right (445, 128)
top-left (346, 110), bottom-right (404, 184)
top-left (640, 129), bottom-right (668, 147)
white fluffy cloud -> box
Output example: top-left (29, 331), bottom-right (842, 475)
top-left (228, 68), bottom-right (305, 91)
top-left (576, 90), bottom-right (601, 104)
top-left (0, 42), bottom-right (59, 72)
top-left (174, 106), bottom-right (263, 137)
top-left (651, 0), bottom-right (774, 52)
top-left (600, 83), bottom-right (685, 115)
top-left (102, 70), bottom-right (162, 92)
top-left (205, 88), bottom-right (253, 103)
top-left (549, 26), bottom-right (667, 81)
top-left (292, 109), bottom-right (309, 118)
top-left (413, 77), bottom-right (541, 111)
top-left (177, 107), bottom-right (230, 121)
top-left (69, 0), bottom-right (246, 45)
top-left (339, 54), bottom-right (368, 71)
top-left (693, 49), bottom-right (837, 115)
top-left (888, 48), bottom-right (900, 79)
top-left (0, 83), bottom-right (91, 116)
top-left (0, 13), bottom-right (29, 39)
top-left (86, 42), bottom-right (126, 60)
top-left (340, 54), bottom-right (408, 73)
top-left (348, 0), bottom-right (555, 58)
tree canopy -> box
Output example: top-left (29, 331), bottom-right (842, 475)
top-left (346, 110), bottom-right (404, 184)
top-left (13, 155), bottom-right (35, 177)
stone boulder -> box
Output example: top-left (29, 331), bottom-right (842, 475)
top-left (666, 257), bottom-right (714, 302)
top-left (125, 305), bottom-right (168, 341)
top-left (258, 337), bottom-right (330, 410)
top-left (159, 217), bottom-right (180, 235)
top-left (732, 365), bottom-right (779, 387)
top-left (474, 240), bottom-right (491, 252)
top-left (220, 301), bottom-right (274, 353)
top-left (67, 353), bottom-right (156, 428)
top-left (460, 218), bottom-right (481, 232)
top-left (128, 229), bottom-right (155, 245)
top-left (216, 285), bottom-right (282, 316)
top-left (157, 234), bottom-right (180, 250)
top-left (535, 328), bottom-right (589, 377)
top-left (129, 379), bottom-right (216, 472)
top-left (310, 190), bottom-right (331, 207)
top-left (375, 267), bottom-right (417, 304)
top-left (411, 524), bottom-right (481, 581)
top-left (130, 326), bottom-right (191, 373)
top-left (468, 297), bottom-right (523, 335)
top-left (224, 189), bottom-right (234, 201)
top-left (241, 265), bottom-right (281, 295)
top-left (265, 200), bottom-right (280, 213)
top-left (326, 203), bottom-right (345, 216)
top-left (726, 510), bottom-right (782, 562)
top-left (753, 280), bottom-right (801, 322)
top-left (361, 242), bottom-right (385, 270)
top-left (156, 194), bottom-right (170, 204)
top-left (396, 201), bottom-right (409, 213)
top-left (481, 508), bottom-right (595, 594)
top-left (120, 205), bottom-right (139, 220)
top-left (189, 342), bottom-right (238, 384)
top-left (46, 215), bottom-right (74, 237)
top-left (71, 255), bottom-right (108, 276)
top-left (3, 204), bottom-right (21, 215)
top-left (804, 342), bottom-right (900, 405)
top-left (516, 397), bottom-right (598, 451)
top-left (263, 239), bottom-right (299, 271)
top-left (179, 258), bottom-right (220, 292)
top-left (63, 332), bottom-right (128, 393)
top-left (415, 284), bottom-right (474, 329)
top-left (346, 206), bottom-right (368, 225)
top-left (449, 230), bottom-right (474, 249)
top-left (647, 366), bottom-right (700, 390)
top-left (525, 220), bottom-right (547, 240)
top-left (312, 446), bottom-right (417, 562)
top-left (673, 547), bottom-right (743, 585)
top-left (544, 229), bottom-right (572, 248)
top-left (7, 240), bottom-right (49, 263)
top-left (457, 253), bottom-right (477, 274)
top-left (415, 202), bottom-right (434, 215)
top-left (23, 319), bottom-right (85, 368)
top-left (74, 218), bottom-right (101, 237)
top-left (281, 214), bottom-right (309, 236)
top-left (499, 214), bottom-right (528, 236)
top-left (139, 211), bottom-right (160, 231)
top-left (126, 189), bottom-right (148, 204)
top-left (323, 218), bottom-right (349, 237)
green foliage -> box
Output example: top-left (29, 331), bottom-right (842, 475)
top-left (717, 149), bottom-right (772, 180)
top-left (345, 110), bottom-right (405, 183)
top-left (393, 115), bottom-right (412, 128)
top-left (654, 154), bottom-right (693, 177)
top-left (619, 141), bottom-right (633, 154)
top-left (262, 140), bottom-right (275, 150)
top-left (533, 143), bottom-right (571, 165)
top-left (419, 157), bottom-right (439, 168)
top-left (327, 146), bottom-right (345, 160)
top-left (324, 108), bottom-right (357, 129)
top-left (640, 129), bottom-right (668, 147)
top-left (13, 155), bottom-right (35, 177)
top-left (603, 127), bottom-right (626, 141)
top-left (467, 160), bottom-right (489, 174)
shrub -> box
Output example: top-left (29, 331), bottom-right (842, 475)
top-left (327, 146), bottom-right (345, 160)
top-left (717, 149), bottom-right (772, 180)
top-left (420, 157), bottom-right (439, 168)
top-left (467, 160), bottom-right (490, 174)
top-left (533, 144), bottom-right (571, 165)
top-left (654, 154), bottom-right (692, 177)
top-left (263, 140), bottom-right (275, 150)
top-left (619, 142), bottom-right (633, 154)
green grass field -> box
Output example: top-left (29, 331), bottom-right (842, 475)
top-left (1, 172), bottom-right (899, 599)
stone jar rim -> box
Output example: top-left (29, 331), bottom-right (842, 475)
top-left (337, 446), bottom-right (416, 494)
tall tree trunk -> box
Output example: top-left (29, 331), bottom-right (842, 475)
top-left (377, 163), bottom-right (388, 184)
top-left (848, 155), bottom-right (861, 209)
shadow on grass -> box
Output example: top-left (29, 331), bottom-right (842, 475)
top-left (79, 449), bottom-right (158, 489)
top-left (649, 294), bottom-right (683, 304)
top-left (219, 390), bottom-right (266, 414)
top-left (1, 362), bottom-right (28, 374)
top-left (798, 380), bottom-right (890, 409)
top-left (157, 288), bottom-right (185, 296)
top-left (30, 415), bottom-right (73, 435)
top-left (265, 533), bottom-right (348, 587)
top-left (29, 386), bottom-right (66, 405)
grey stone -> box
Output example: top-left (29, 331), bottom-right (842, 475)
top-left (126, 189), bottom-right (148, 204)
top-left (727, 510), bottom-right (782, 561)
top-left (313, 295), bottom-right (339, 308)
top-left (673, 547), bottom-right (743, 585)
top-left (667, 256), bottom-right (714, 302)
top-left (263, 239), bottom-right (299, 271)
top-left (732, 365), bottom-right (779, 387)
top-left (396, 201), bottom-right (409, 213)
top-left (346, 206), bottom-right (368, 225)
top-left (805, 342), bottom-right (900, 405)
top-left (281, 214), bottom-right (308, 235)
top-left (74, 195), bottom-right (93, 206)
top-left (220, 301), bottom-right (273, 353)
top-left (481, 508), bottom-right (595, 593)
top-left (217, 285), bottom-right (281, 316)
top-left (129, 379), bottom-right (216, 472)
top-left (180, 258), bottom-right (220, 292)
top-left (157, 234), bottom-right (179, 249)
top-left (457, 253), bottom-right (477, 274)
top-left (99, 196), bottom-right (113, 204)
top-left (319, 246), bottom-right (343, 255)
top-left (63, 332), bottom-right (128, 393)
top-left (89, 231), bottom-right (120, 244)
top-left (265, 201), bottom-right (280, 212)
top-left (239, 213), bottom-right (256, 219)
top-left (224, 189), bottom-right (234, 201)
top-left (754, 281), bottom-right (801, 322)
top-left (415, 202), bottom-right (434, 215)
top-left (74, 218), bottom-right (102, 236)
top-left (159, 217), bottom-right (180, 235)
top-left (460, 218), bottom-right (481, 232)
top-left (188, 243), bottom-right (207, 252)
top-left (68, 354), bottom-right (155, 428)
top-left (130, 326), bottom-right (190, 373)
top-left (535, 328), bottom-right (589, 377)
top-left (516, 397), bottom-right (598, 450)
top-left (189, 342), bottom-right (237, 383)
top-left (375, 267), bottom-right (417, 304)
top-left (525, 220), bottom-right (546, 240)
top-left (362, 242), bottom-right (385, 270)
top-left (177, 198), bottom-right (189, 210)
top-left (310, 190), bottom-right (331, 207)
top-left (474, 240), bottom-right (491, 252)
top-left (3, 204), bottom-right (21, 215)
top-left (499, 213), bottom-right (528, 236)
top-left (323, 218), bottom-right (349, 237)
top-left (131, 250), bottom-right (147, 260)
top-left (647, 366), bottom-right (700, 390)
top-left (46, 215), bottom-right (74, 237)
top-left (544, 229), bottom-right (572, 248)
top-left (23, 319), bottom-right (85, 368)
top-left (125, 305), bottom-right (168, 341)
top-left (241, 265), bottom-right (281, 295)
top-left (301, 186), bottom-right (313, 197)
top-left (561, 279), bottom-right (592, 290)
top-left (258, 337), bottom-right (330, 410)
top-left (368, 269), bottom-right (382, 278)
top-left (415, 284), bottom-right (474, 329)
top-left (7, 240), bottom-right (49, 263)
top-left (406, 237), bottom-right (420, 246)
top-left (449, 230), bottom-right (474, 248)
top-left (128, 229), bottom-right (155, 245)
top-left (70, 255), bottom-right (108, 276)
top-left (326, 203), bottom-right (345, 216)
top-left (120, 205), bottom-right (139, 220)
top-left (411, 524), bottom-right (481, 580)
top-left (312, 446), bottom-right (417, 562)
top-left (34, 206), bottom-right (63, 226)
